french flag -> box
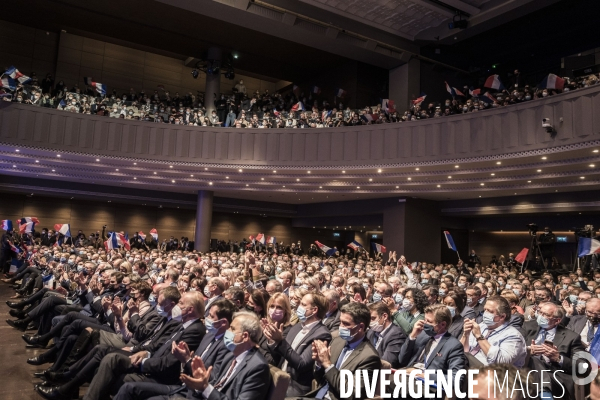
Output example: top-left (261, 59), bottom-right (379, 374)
top-left (1, 220), bottom-right (12, 231)
top-left (539, 73), bottom-right (565, 91)
top-left (315, 241), bottom-right (336, 256)
top-left (484, 74), bottom-right (505, 91)
top-left (9, 241), bottom-right (21, 254)
top-left (19, 217), bottom-right (39, 233)
top-left (361, 114), bottom-right (379, 123)
top-left (0, 76), bottom-right (16, 91)
top-left (479, 92), bottom-right (497, 104)
top-left (54, 224), bottom-right (71, 237)
top-left (382, 99), bottom-right (395, 113)
top-left (578, 238), bottom-right (600, 257)
top-left (150, 228), bottom-right (158, 241)
top-left (445, 82), bottom-right (465, 98)
top-left (371, 242), bottom-right (387, 253)
top-left (443, 231), bottom-right (457, 251)
top-left (273, 109), bottom-right (280, 117)
top-left (84, 77), bottom-right (107, 95)
top-left (347, 240), bottom-right (363, 251)
top-left (411, 92), bottom-right (427, 106)
top-left (138, 231), bottom-right (146, 240)
top-left (312, 86), bottom-right (321, 95)
top-left (335, 88), bottom-right (347, 98)
top-left (255, 233), bottom-right (266, 245)
top-left (469, 87), bottom-right (481, 97)
top-left (267, 236), bottom-right (276, 244)
top-left (291, 101), bottom-right (305, 111)
top-left (105, 232), bottom-right (130, 251)
top-left (321, 110), bottom-right (331, 120)
top-left (5, 66), bottom-right (31, 84)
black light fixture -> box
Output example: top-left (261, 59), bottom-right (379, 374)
top-left (448, 13), bottom-right (468, 30)
top-left (191, 69), bottom-right (199, 79)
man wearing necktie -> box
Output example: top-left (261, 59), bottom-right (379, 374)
top-left (520, 302), bottom-right (586, 400)
top-left (397, 304), bottom-right (466, 399)
top-left (287, 302), bottom-right (381, 400)
top-left (366, 302), bottom-right (407, 368)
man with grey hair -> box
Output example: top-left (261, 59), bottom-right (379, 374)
top-left (179, 310), bottom-right (271, 400)
top-left (204, 277), bottom-right (225, 318)
top-left (322, 289), bottom-right (341, 331)
top-left (520, 301), bottom-right (586, 400)
top-left (265, 279), bottom-right (283, 297)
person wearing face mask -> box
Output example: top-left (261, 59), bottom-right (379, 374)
top-left (567, 297), bottom-right (600, 352)
top-left (203, 277), bottom-right (225, 318)
top-left (175, 311), bottom-right (272, 400)
top-left (520, 302), bottom-right (585, 400)
top-left (322, 289), bottom-right (341, 331)
top-left (442, 293), bottom-right (466, 339)
top-left (47, 292), bottom-right (205, 400)
top-left (115, 299), bottom-right (236, 400)
top-left (264, 293), bottom-right (330, 396)
top-left (36, 287), bottom-right (185, 399)
top-left (467, 249), bottom-right (481, 268)
top-left (461, 296), bottom-right (527, 368)
top-left (366, 303), bottom-right (406, 369)
top-left (398, 304), bottom-right (467, 391)
top-left (389, 288), bottom-right (428, 335)
top-left (309, 302), bottom-right (381, 400)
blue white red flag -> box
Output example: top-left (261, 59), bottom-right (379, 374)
top-left (105, 232), bottom-right (131, 251)
top-left (255, 233), bottom-right (266, 245)
top-left (315, 241), bottom-right (336, 256)
top-left (347, 241), bottom-right (363, 251)
top-left (19, 217), bottom-right (39, 233)
top-left (5, 66), bottom-right (31, 84)
top-left (443, 231), bottom-right (457, 251)
top-left (291, 101), bottom-right (305, 111)
top-left (371, 242), bottom-right (387, 253)
top-left (9, 241), bottom-right (21, 253)
top-left (83, 77), bottom-right (106, 95)
top-left (335, 88), bottom-right (347, 98)
top-left (321, 110), bottom-right (331, 120)
top-left (469, 87), bottom-right (481, 97)
top-left (539, 74), bottom-right (565, 91)
top-left (411, 92), bottom-right (427, 106)
top-left (445, 82), bottom-right (465, 98)
top-left (361, 114), bottom-right (379, 123)
top-left (54, 224), bottom-right (71, 237)
top-left (1, 220), bottom-right (12, 231)
top-left (0, 76), bottom-right (16, 91)
top-left (578, 237), bottom-right (600, 257)
top-left (484, 74), bottom-right (505, 91)
top-left (479, 92), bottom-right (497, 104)
top-left (138, 231), bottom-right (146, 240)
top-left (267, 236), bottom-right (276, 244)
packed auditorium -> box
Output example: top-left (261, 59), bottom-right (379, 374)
top-left (2, 1), bottom-right (600, 400)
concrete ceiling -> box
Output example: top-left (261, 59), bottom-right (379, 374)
top-left (2, 143), bottom-right (600, 205)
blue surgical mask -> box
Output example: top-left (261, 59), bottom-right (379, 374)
top-left (372, 292), bottom-right (382, 302)
top-left (223, 330), bottom-right (238, 352)
top-left (442, 270), bottom-right (448, 274)
top-left (421, 279), bottom-right (429, 284)
top-left (438, 289), bottom-right (446, 297)
top-left (296, 306), bottom-right (311, 323)
top-left (536, 314), bottom-right (550, 329)
top-left (447, 306), bottom-right (456, 318)
top-left (482, 311), bottom-right (496, 326)
top-left (60, 257), bottom-right (67, 263)
top-left (393, 293), bottom-right (403, 304)
top-left (338, 325), bottom-right (356, 341)
top-left (513, 289), bottom-right (521, 297)
top-left (77, 265), bottom-right (84, 272)
top-left (204, 318), bottom-right (220, 334)
top-left (67, 260), bottom-right (74, 265)
top-left (422, 323), bottom-right (436, 337)
top-left (569, 295), bottom-right (578, 303)
top-left (148, 293), bottom-right (157, 307)
top-left (156, 304), bottom-right (168, 317)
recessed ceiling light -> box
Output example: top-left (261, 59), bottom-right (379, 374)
top-left (537, 169), bottom-right (542, 172)
top-left (172, 180), bottom-right (175, 183)
top-left (296, 179), bottom-right (300, 181)
top-left (480, 183), bottom-right (485, 186)
top-left (190, 174), bottom-right (194, 177)
top-left (514, 193), bottom-right (517, 195)
top-left (580, 176), bottom-right (585, 179)
top-left (133, 177), bottom-right (137, 180)
top-left (283, 185), bottom-right (285, 187)
top-left (35, 160), bottom-right (39, 163)
top-left (154, 172), bottom-right (157, 174)
top-left (528, 180), bottom-right (531, 183)
top-left (491, 173), bottom-right (495, 176)
top-left (246, 184), bottom-right (249, 187)
top-left (594, 150), bottom-right (599, 153)
top-left (204, 167), bottom-right (208, 170)
top-left (209, 182), bottom-right (213, 185)
top-left (307, 171), bottom-right (311, 174)
top-left (15, 149), bottom-right (19, 152)
top-left (12, 165), bottom-right (16, 168)
top-left (541, 156), bottom-right (547, 160)
top-left (590, 164), bottom-right (596, 167)
top-left (57, 154), bottom-right (61, 157)
top-left (319, 186), bottom-right (322, 189)
top-left (448, 176), bottom-right (452, 179)
top-left (273, 170), bottom-right (276, 173)
top-left (396, 186), bottom-right (399, 188)
top-left (407, 177), bottom-right (411, 180)
top-left (437, 185), bottom-right (441, 188)
top-left (226, 176), bottom-right (229, 179)
top-left (52, 169), bottom-right (55, 172)
top-left (261, 178), bottom-right (264, 180)
top-left (479, 195), bottom-right (482, 197)
top-left (239, 169), bottom-right (243, 172)
top-left (415, 168), bottom-right (420, 171)
top-left (115, 169), bottom-right (119, 171)
top-left (496, 161), bottom-right (501, 165)
top-left (342, 170), bottom-right (346, 173)
top-left (133, 162), bottom-right (137, 165)
top-left (369, 178), bottom-right (372, 182)
top-left (356, 186), bottom-right (360, 189)
top-left (96, 159), bottom-right (99, 162)
top-left (377, 169), bottom-right (382, 173)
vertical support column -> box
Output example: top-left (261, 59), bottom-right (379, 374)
top-left (194, 190), bottom-right (214, 252)
top-left (204, 46), bottom-right (222, 115)
top-left (389, 58), bottom-right (420, 113)
top-left (382, 198), bottom-right (406, 258)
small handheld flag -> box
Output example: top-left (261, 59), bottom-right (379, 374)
top-left (267, 236), bottom-right (276, 244)
top-left (578, 237), bottom-right (600, 257)
top-left (484, 74), bottom-right (505, 91)
top-left (19, 217), bottom-right (39, 233)
top-left (291, 101), bottom-right (305, 112)
top-left (443, 231), bottom-right (457, 251)
top-left (515, 248), bottom-right (529, 264)
top-left (335, 88), bottom-right (347, 98)
top-left (1, 220), bottom-right (12, 231)
top-left (5, 66), bottom-right (32, 84)
top-left (255, 233), bottom-right (266, 245)
top-left (315, 241), bottom-right (336, 256)
top-left (0, 76), bottom-right (17, 91)
top-left (411, 93), bottom-right (427, 106)
top-left (150, 228), bottom-right (158, 241)
top-left (54, 224), bottom-right (71, 237)
top-left (445, 82), bottom-right (465, 98)
top-left (347, 241), bottom-right (363, 251)
top-left (371, 242), bottom-right (387, 253)
top-left (539, 74), bottom-right (565, 91)
top-left (138, 231), bottom-right (146, 241)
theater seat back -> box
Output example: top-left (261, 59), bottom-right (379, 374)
top-left (268, 365), bottom-right (290, 400)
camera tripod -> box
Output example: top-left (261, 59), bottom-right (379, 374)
top-left (523, 232), bottom-right (547, 272)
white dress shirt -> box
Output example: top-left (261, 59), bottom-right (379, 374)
top-left (201, 349), bottom-right (250, 398)
top-left (281, 320), bottom-right (319, 371)
top-left (468, 322), bottom-right (527, 367)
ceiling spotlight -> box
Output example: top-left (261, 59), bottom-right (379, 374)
top-left (172, 180), bottom-right (175, 183)
top-left (455, 165), bottom-right (459, 168)
top-left (226, 176), bottom-right (229, 179)
top-left (209, 182), bottom-right (213, 185)
top-left (154, 172), bottom-right (157, 174)
top-left (96, 159), bottom-right (100, 162)
top-left (369, 178), bottom-right (373, 182)
top-left (239, 169), bottom-right (243, 172)
top-left (590, 164), bottom-right (596, 167)
top-left (35, 160), bottom-right (39, 163)
top-left (537, 169), bottom-right (542, 172)
top-left (169, 165), bottom-right (173, 168)
top-left (407, 177), bottom-right (412, 180)
top-left (133, 162), bottom-right (137, 165)
top-left (57, 154), bottom-right (61, 157)
top-left (307, 171), bottom-right (311, 174)
top-left (283, 185), bottom-right (285, 187)
top-left (12, 165), bottom-right (16, 168)
top-left (52, 169), bottom-right (55, 172)
top-left (319, 186), bottom-right (322, 189)
top-left (356, 186), bottom-right (360, 189)
top-left (580, 176), bottom-right (585, 179)
top-left (490, 173), bottom-right (495, 176)
top-left (204, 167), bottom-right (208, 170)
top-left (528, 180), bottom-right (531, 183)
top-left (246, 184), bottom-right (249, 187)
top-left (437, 185), bottom-right (441, 188)
top-left (396, 186), bottom-right (399, 188)
top-left (377, 169), bottom-right (382, 173)
top-left (415, 168), bottom-right (420, 171)
top-left (448, 176), bottom-right (452, 179)
top-left (133, 177), bottom-right (137, 180)
top-left (15, 149), bottom-right (19, 152)
top-left (541, 156), bottom-right (547, 160)
top-left (190, 174), bottom-right (194, 177)
top-left (261, 178), bottom-right (264, 180)
top-left (480, 183), bottom-right (485, 186)
top-left (342, 170), bottom-right (346, 173)
top-left (496, 161), bottom-right (501, 165)
top-left (273, 170), bottom-right (276, 173)
top-left (594, 150), bottom-right (599, 153)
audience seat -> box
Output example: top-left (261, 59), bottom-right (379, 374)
top-left (268, 365), bottom-right (290, 400)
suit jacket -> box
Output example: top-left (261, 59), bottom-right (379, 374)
top-left (398, 331), bottom-right (467, 386)
top-left (126, 307), bottom-right (163, 345)
top-left (460, 306), bottom-right (476, 320)
top-left (204, 295), bottom-right (224, 318)
top-left (130, 317), bottom-right (181, 354)
top-left (142, 319), bottom-right (206, 384)
top-left (519, 320), bottom-right (586, 399)
top-left (509, 313), bottom-right (525, 329)
top-left (271, 321), bottom-right (332, 396)
top-left (306, 336), bottom-right (382, 400)
top-left (322, 309), bottom-right (341, 331)
top-left (447, 315), bottom-right (465, 339)
top-left (366, 323), bottom-right (407, 368)
top-left (185, 332), bottom-right (229, 381)
top-left (192, 347), bottom-right (271, 400)
top-left (566, 314), bottom-right (589, 339)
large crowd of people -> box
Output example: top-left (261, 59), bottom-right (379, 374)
top-left (2, 223), bottom-right (600, 400)
top-left (3, 69), bottom-right (600, 128)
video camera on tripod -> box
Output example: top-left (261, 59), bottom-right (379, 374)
top-left (574, 225), bottom-right (595, 238)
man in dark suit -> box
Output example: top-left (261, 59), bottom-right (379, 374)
top-left (112, 299), bottom-right (236, 400)
top-left (367, 302), bottom-right (407, 368)
top-left (204, 277), bottom-right (225, 318)
top-left (35, 287), bottom-right (184, 400)
top-left (322, 289), bottom-right (341, 331)
top-left (520, 301), bottom-right (586, 400)
top-left (398, 303), bottom-right (467, 397)
top-left (466, 285), bottom-right (485, 319)
top-left (291, 302), bottom-right (382, 400)
top-left (175, 310), bottom-right (272, 400)
top-left (567, 297), bottom-right (600, 352)
top-left (265, 292), bottom-right (332, 396)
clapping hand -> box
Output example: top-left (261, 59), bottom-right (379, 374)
top-left (180, 356), bottom-right (212, 391)
top-left (312, 340), bottom-right (331, 369)
top-left (262, 321), bottom-right (284, 343)
top-left (172, 341), bottom-right (191, 364)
